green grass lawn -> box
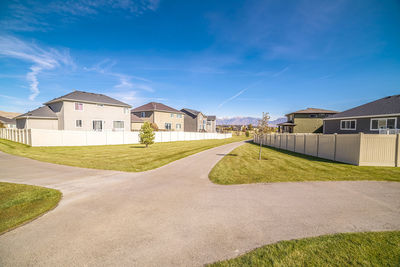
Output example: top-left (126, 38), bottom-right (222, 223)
top-left (0, 135), bottom-right (249, 172)
top-left (209, 142), bottom-right (400, 184)
top-left (208, 231), bottom-right (400, 267)
top-left (0, 182), bottom-right (61, 234)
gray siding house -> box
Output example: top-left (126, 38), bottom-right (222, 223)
top-left (16, 91), bottom-right (132, 131)
top-left (180, 108), bottom-right (216, 132)
top-left (323, 94), bottom-right (400, 134)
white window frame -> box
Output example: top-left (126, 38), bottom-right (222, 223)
top-left (165, 123), bottom-right (172, 130)
top-left (177, 114), bottom-right (182, 118)
top-left (141, 112), bottom-right (146, 118)
top-left (113, 121), bottom-right (124, 131)
top-left (170, 113), bottom-right (174, 118)
top-left (75, 119), bottom-right (83, 128)
top-left (370, 117), bottom-right (397, 131)
top-left (176, 123), bottom-right (181, 130)
top-left (75, 102), bottom-right (84, 111)
top-left (124, 108), bottom-right (129, 114)
top-left (340, 119), bottom-right (356, 130)
top-left (92, 120), bottom-right (103, 132)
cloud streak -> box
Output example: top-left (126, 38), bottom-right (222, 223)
top-left (218, 88), bottom-right (247, 108)
top-left (0, 35), bottom-right (74, 100)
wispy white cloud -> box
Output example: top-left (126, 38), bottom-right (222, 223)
top-left (0, 35), bottom-right (74, 100)
top-left (2, 0), bottom-right (160, 32)
top-left (272, 66), bottom-right (290, 77)
top-left (218, 88), bottom-right (247, 109)
top-left (85, 59), bottom-right (154, 92)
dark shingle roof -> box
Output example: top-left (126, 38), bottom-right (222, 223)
top-left (131, 114), bottom-right (144, 123)
top-left (207, 115), bottom-right (216, 121)
top-left (44, 90), bottom-right (131, 107)
top-left (16, 106), bottom-right (58, 119)
top-left (132, 102), bottom-right (183, 113)
top-left (181, 108), bottom-right (201, 117)
top-left (0, 116), bottom-right (16, 124)
top-left (286, 108), bottom-right (338, 116)
top-left (326, 94), bottom-right (400, 120)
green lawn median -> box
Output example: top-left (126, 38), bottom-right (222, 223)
top-left (210, 142), bottom-right (400, 184)
top-left (0, 182), bottom-right (62, 234)
top-left (208, 231), bottom-right (400, 267)
top-left (0, 135), bottom-right (249, 172)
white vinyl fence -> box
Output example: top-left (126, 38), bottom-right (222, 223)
top-left (0, 128), bottom-right (232, 147)
top-left (254, 133), bottom-right (400, 167)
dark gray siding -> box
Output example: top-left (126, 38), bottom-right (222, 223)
top-left (324, 116), bottom-right (400, 134)
top-left (183, 114), bottom-right (197, 132)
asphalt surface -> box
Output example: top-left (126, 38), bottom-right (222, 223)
top-left (0, 141), bottom-right (399, 266)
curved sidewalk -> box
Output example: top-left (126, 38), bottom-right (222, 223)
top-left (0, 141), bottom-right (399, 266)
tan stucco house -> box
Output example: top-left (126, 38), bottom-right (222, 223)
top-left (16, 90), bottom-right (132, 131)
top-left (180, 108), bottom-right (217, 132)
top-left (131, 114), bottom-right (144, 131)
top-left (0, 116), bottom-right (17, 128)
top-left (277, 108), bottom-right (338, 133)
top-left (131, 102), bottom-right (184, 131)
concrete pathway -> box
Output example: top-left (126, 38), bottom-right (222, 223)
top-left (0, 141), bottom-right (399, 266)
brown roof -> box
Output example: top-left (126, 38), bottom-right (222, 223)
top-left (132, 102), bottom-right (183, 114)
top-left (131, 114), bottom-right (144, 123)
top-left (286, 107), bottom-right (338, 116)
top-left (44, 90), bottom-right (131, 107)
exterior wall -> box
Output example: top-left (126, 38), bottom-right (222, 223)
top-left (153, 111), bottom-right (184, 131)
top-left (197, 113), bottom-right (207, 132)
top-left (254, 133), bottom-right (400, 167)
top-left (26, 118), bottom-right (58, 130)
top-left (131, 122), bottom-right (144, 131)
top-left (206, 120), bottom-right (216, 133)
top-left (293, 118), bottom-right (324, 133)
top-left (324, 116), bottom-right (400, 134)
top-left (47, 102), bottom-right (64, 130)
top-left (183, 114), bottom-right (197, 132)
top-left (62, 101), bottom-right (131, 131)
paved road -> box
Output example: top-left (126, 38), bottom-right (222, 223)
top-left (0, 141), bottom-right (400, 266)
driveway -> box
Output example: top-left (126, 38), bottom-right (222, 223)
top-left (0, 141), bottom-right (400, 266)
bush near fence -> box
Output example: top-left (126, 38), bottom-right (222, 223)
top-left (254, 133), bottom-right (400, 167)
top-left (0, 128), bottom-right (232, 147)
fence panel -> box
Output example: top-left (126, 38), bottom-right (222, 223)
top-left (305, 135), bottom-right (318, 156)
top-left (335, 134), bottom-right (361, 165)
top-left (359, 134), bottom-right (397, 167)
top-left (295, 135), bottom-right (305, 153)
top-left (318, 135), bottom-right (335, 160)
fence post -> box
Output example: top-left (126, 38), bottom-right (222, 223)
top-left (395, 133), bottom-right (399, 167)
top-left (316, 134), bottom-right (320, 157)
top-left (333, 133), bottom-right (337, 161)
top-left (304, 134), bottom-right (306, 154)
top-left (358, 132), bottom-right (364, 166)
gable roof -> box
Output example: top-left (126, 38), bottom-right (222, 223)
top-left (16, 106), bottom-right (58, 119)
top-left (325, 94), bottom-right (400, 120)
top-left (207, 115), bottom-right (216, 121)
top-left (286, 107), bottom-right (338, 116)
top-left (181, 108), bottom-right (201, 116)
top-left (0, 116), bottom-right (16, 125)
top-left (131, 114), bottom-right (144, 123)
top-left (44, 90), bottom-right (131, 107)
top-left (132, 102), bottom-right (183, 114)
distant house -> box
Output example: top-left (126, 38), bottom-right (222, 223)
top-left (323, 95), bottom-right (400, 134)
top-left (15, 90), bottom-right (131, 131)
top-left (131, 114), bottom-right (144, 131)
top-left (132, 102), bottom-right (184, 131)
top-left (0, 116), bottom-right (16, 128)
top-left (277, 108), bottom-right (338, 133)
top-left (180, 108), bottom-right (216, 132)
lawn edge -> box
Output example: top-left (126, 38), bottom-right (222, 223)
top-left (0, 183), bottom-right (63, 236)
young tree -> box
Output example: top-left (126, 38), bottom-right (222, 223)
top-left (257, 112), bottom-right (271, 160)
top-left (248, 124), bottom-right (253, 131)
top-left (139, 122), bottom-right (155, 148)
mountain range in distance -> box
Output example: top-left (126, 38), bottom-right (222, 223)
top-left (216, 117), bottom-right (287, 127)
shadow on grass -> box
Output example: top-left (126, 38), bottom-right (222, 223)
top-left (129, 145), bottom-right (146, 149)
top-left (217, 153), bottom-right (238, 157)
top-left (248, 141), bottom-right (348, 165)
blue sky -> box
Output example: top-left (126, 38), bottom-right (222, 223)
top-left (0, 0), bottom-right (399, 119)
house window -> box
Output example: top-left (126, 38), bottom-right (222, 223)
top-left (165, 123), bottom-right (172, 130)
top-left (97, 104), bottom-right (104, 107)
top-left (124, 108), bottom-right (129, 114)
top-left (310, 114), bottom-right (317, 118)
top-left (171, 113), bottom-right (174, 118)
top-left (93, 120), bottom-right (103, 131)
top-left (176, 123), bottom-right (181, 130)
top-left (177, 114), bottom-right (182, 118)
top-left (75, 102), bottom-right (83, 111)
top-left (340, 120), bottom-right (356, 130)
top-left (113, 121), bottom-right (124, 130)
top-left (141, 112), bottom-right (146, 118)
top-left (370, 118), bottom-right (397, 130)
top-left (76, 120), bottom-right (82, 128)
